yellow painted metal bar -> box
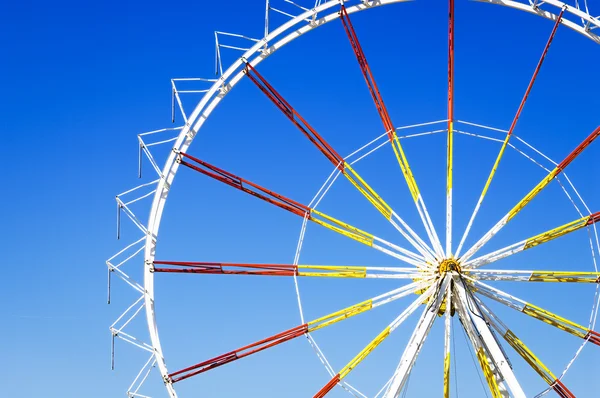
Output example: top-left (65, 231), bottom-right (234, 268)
top-left (503, 330), bottom-right (555, 385)
top-left (507, 168), bottom-right (560, 221)
top-left (523, 215), bottom-right (589, 250)
top-left (310, 209), bottom-right (375, 247)
top-left (529, 271), bottom-right (600, 283)
top-left (297, 265), bottom-right (367, 278)
top-left (476, 347), bottom-right (503, 398)
top-left (391, 133), bottom-right (420, 202)
top-left (307, 299), bottom-right (373, 332)
top-left (443, 352), bottom-right (451, 398)
top-left (343, 162), bottom-right (393, 219)
top-left (481, 138), bottom-right (510, 199)
top-left (339, 326), bottom-right (391, 379)
top-left (522, 303), bottom-right (588, 338)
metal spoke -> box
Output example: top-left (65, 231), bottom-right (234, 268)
top-left (447, 0), bottom-right (455, 258)
top-left (338, 4), bottom-right (445, 259)
top-left (464, 212), bottom-right (600, 269)
top-left (443, 277), bottom-right (452, 398)
top-left (455, 8), bottom-right (565, 258)
top-left (314, 281), bottom-right (441, 398)
top-left (178, 152), bottom-right (432, 269)
top-left (453, 277), bottom-right (525, 397)
top-left (466, 268), bottom-right (600, 283)
top-left (153, 261), bottom-right (431, 279)
top-left (169, 278), bottom-right (433, 383)
top-left (460, 125), bottom-right (600, 263)
top-left (465, 275), bottom-right (600, 346)
top-left (475, 296), bottom-right (576, 398)
top-left (383, 276), bottom-right (452, 397)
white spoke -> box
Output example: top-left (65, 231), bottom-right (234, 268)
top-left (391, 211), bottom-right (440, 264)
top-left (443, 278), bottom-right (452, 398)
top-left (464, 212), bottom-right (600, 270)
top-left (453, 277), bottom-right (525, 398)
top-left (383, 276), bottom-right (451, 398)
top-left (466, 268), bottom-right (600, 283)
top-left (313, 281), bottom-right (442, 397)
top-left (460, 126), bottom-right (600, 263)
top-left (464, 275), bottom-right (600, 345)
top-left (474, 296), bottom-right (577, 396)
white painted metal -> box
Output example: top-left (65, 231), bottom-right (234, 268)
top-left (453, 285), bottom-right (510, 397)
top-left (443, 278), bottom-right (452, 397)
top-left (453, 277), bottom-right (526, 397)
top-left (383, 276), bottom-right (451, 397)
top-left (477, 0), bottom-right (600, 44)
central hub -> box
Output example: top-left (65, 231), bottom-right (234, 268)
top-left (438, 258), bottom-right (461, 275)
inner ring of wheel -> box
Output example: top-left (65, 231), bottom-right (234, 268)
top-left (143, 2), bottom-right (600, 396)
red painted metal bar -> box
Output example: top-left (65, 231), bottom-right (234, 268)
top-left (552, 379), bottom-right (575, 398)
top-left (339, 4), bottom-right (394, 137)
top-left (448, 0), bottom-right (455, 130)
top-left (506, 9), bottom-right (564, 138)
top-left (557, 126), bottom-right (600, 171)
top-left (585, 329), bottom-right (600, 345)
top-left (314, 374), bottom-right (341, 398)
top-left (169, 324), bottom-right (308, 383)
top-left (587, 212), bottom-right (600, 226)
top-left (178, 152), bottom-right (309, 218)
top-left (153, 261), bottom-right (297, 276)
top-left (244, 62), bottom-right (344, 170)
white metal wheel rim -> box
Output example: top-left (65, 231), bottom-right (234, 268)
top-left (140, 1), bottom-right (600, 397)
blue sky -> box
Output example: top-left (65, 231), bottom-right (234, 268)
top-left (1, 0), bottom-right (599, 397)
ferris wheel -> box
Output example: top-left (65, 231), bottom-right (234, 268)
top-left (107, 1), bottom-right (600, 397)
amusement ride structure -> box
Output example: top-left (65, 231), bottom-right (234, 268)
top-left (107, 1), bottom-right (600, 397)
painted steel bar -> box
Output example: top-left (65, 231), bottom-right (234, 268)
top-left (447, 0), bottom-right (455, 258)
top-left (178, 152), bottom-right (429, 268)
top-left (461, 125), bottom-right (600, 263)
top-left (466, 276), bottom-right (600, 346)
top-left (465, 211), bottom-right (600, 269)
top-left (314, 282), bottom-right (440, 398)
top-left (455, 10), bottom-right (565, 258)
top-left (383, 276), bottom-right (452, 397)
top-left (169, 279), bottom-right (432, 383)
top-left (475, 297), bottom-right (576, 398)
top-left (443, 279), bottom-right (452, 398)
top-left (243, 60), bottom-right (439, 262)
top-left (453, 277), bottom-right (522, 397)
top-left (466, 268), bottom-right (600, 283)
top-left (338, 4), bottom-right (444, 259)
top-left (153, 261), bottom-right (430, 279)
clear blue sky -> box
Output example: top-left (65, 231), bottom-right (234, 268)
top-left (1, 1), bottom-right (599, 397)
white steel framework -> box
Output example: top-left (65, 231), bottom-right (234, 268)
top-left (106, 1), bottom-right (600, 397)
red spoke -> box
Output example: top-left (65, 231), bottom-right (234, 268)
top-left (506, 8), bottom-right (564, 139)
top-left (314, 375), bottom-right (341, 398)
top-left (244, 62), bottom-right (344, 170)
top-left (153, 261), bottom-right (297, 276)
top-left (585, 330), bottom-right (600, 345)
top-left (339, 4), bottom-right (394, 136)
top-left (177, 152), bottom-right (385, 249)
top-left (178, 151), bottom-right (309, 218)
top-left (558, 126), bottom-right (600, 172)
top-left (552, 379), bottom-right (575, 398)
top-left (169, 324), bottom-right (308, 383)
